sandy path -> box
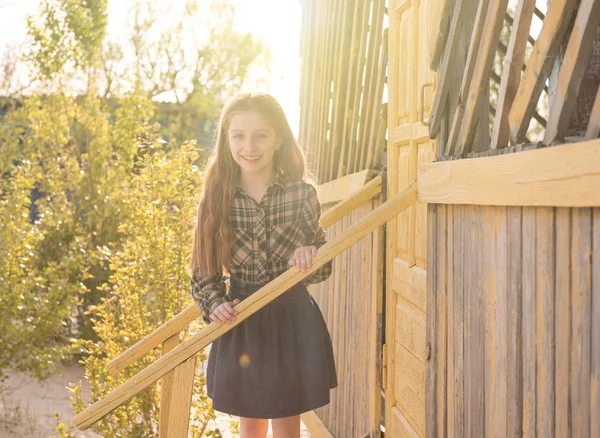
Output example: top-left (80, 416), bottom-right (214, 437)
top-left (0, 360), bottom-right (310, 437)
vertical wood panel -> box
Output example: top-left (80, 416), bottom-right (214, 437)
top-left (522, 207), bottom-right (537, 437)
top-left (507, 206), bottom-right (523, 436)
top-left (592, 208), bottom-right (600, 438)
top-left (536, 208), bottom-right (555, 437)
top-left (554, 207), bottom-right (571, 438)
top-left (571, 208), bottom-right (592, 438)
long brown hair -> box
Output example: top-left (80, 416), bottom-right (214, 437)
top-left (188, 91), bottom-right (314, 279)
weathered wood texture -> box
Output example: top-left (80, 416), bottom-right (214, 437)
top-left (310, 193), bottom-right (384, 438)
top-left (427, 203), bottom-right (599, 437)
top-left (298, 0), bottom-right (387, 183)
top-left (430, 0), bottom-right (600, 157)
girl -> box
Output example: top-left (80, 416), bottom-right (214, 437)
top-left (188, 91), bottom-right (338, 438)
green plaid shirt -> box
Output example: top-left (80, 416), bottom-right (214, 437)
top-left (190, 168), bottom-right (333, 324)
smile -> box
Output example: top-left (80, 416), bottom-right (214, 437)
top-left (241, 155), bottom-right (262, 162)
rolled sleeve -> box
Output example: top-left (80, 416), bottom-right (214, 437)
top-left (301, 183), bottom-right (333, 285)
top-left (190, 271), bottom-right (229, 324)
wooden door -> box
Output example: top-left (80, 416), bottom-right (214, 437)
top-left (385, 0), bottom-right (439, 435)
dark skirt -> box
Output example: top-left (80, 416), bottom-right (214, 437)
top-left (206, 277), bottom-right (338, 419)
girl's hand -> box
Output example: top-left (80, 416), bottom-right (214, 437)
top-left (288, 245), bottom-right (318, 272)
top-left (209, 298), bottom-right (241, 324)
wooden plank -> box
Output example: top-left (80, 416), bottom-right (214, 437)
top-left (425, 204), bottom-right (437, 438)
top-left (72, 184), bottom-right (418, 430)
top-left (317, 168), bottom-right (374, 205)
top-left (592, 208), bottom-right (600, 438)
top-left (453, 0), bottom-right (510, 155)
top-left (429, 0), bottom-right (452, 71)
top-left (418, 139), bottom-right (600, 207)
top-left (555, 207), bottom-right (571, 438)
top-left (443, 0), bottom-right (489, 156)
top-left (571, 208), bottom-right (592, 438)
top-left (521, 207), bottom-right (536, 437)
top-left (452, 205), bottom-right (464, 438)
top-left (506, 206), bottom-right (522, 437)
top-left (392, 406), bottom-right (420, 438)
top-left (536, 207), bottom-right (555, 437)
top-left (466, 205), bottom-right (484, 437)
top-left (396, 300), bottom-right (427, 363)
top-left (159, 334), bottom-right (179, 438)
top-left (490, 0), bottom-right (536, 150)
top-left (507, 0), bottom-right (578, 143)
top-left (427, 0), bottom-right (467, 138)
top-left (369, 216), bottom-right (384, 437)
top-left (393, 258), bottom-right (427, 313)
top-left (485, 206), bottom-right (508, 438)
top-left (435, 204), bottom-right (447, 438)
top-left (544, 0), bottom-right (600, 144)
top-left (445, 205), bottom-right (454, 438)
top-left (585, 80), bottom-right (600, 140)
top-left (301, 410), bottom-right (334, 438)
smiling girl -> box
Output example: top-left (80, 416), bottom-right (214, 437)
top-left (188, 91), bottom-right (337, 438)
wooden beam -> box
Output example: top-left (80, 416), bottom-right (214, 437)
top-left (301, 410), bottom-right (334, 438)
top-left (429, 0), bottom-right (452, 71)
top-left (544, 0), bottom-right (600, 144)
top-left (507, 0), bottom-right (578, 143)
top-left (427, 0), bottom-right (467, 138)
top-left (491, 0), bottom-right (536, 150)
top-left (72, 184), bottom-right (418, 430)
top-left (418, 139), bottom-right (600, 207)
top-left (444, 0), bottom-right (489, 156)
top-left (585, 85), bottom-right (600, 140)
top-left (106, 170), bottom-right (381, 377)
top-left (453, 0), bottom-right (510, 155)
top-left (317, 168), bottom-right (373, 205)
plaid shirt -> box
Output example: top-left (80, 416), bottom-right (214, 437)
top-left (190, 168), bottom-right (333, 324)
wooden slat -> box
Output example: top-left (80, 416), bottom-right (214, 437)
top-left (521, 207), bottom-right (536, 437)
top-left (427, 0), bottom-right (467, 138)
top-left (544, 0), bottom-right (600, 144)
top-left (425, 204), bottom-right (437, 438)
top-left (490, 0), bottom-right (536, 150)
top-left (429, 0), bottom-right (453, 71)
top-left (507, 206), bottom-right (523, 437)
top-left (585, 78), bottom-right (600, 140)
top-left (301, 410), bottom-right (334, 438)
top-left (536, 208), bottom-right (555, 437)
top-left (592, 208), bottom-right (600, 437)
top-left (508, 0), bottom-right (578, 143)
top-left (555, 207), bottom-right (571, 438)
top-left (484, 206), bottom-right (508, 437)
top-left (452, 0), bottom-right (509, 155)
top-left (435, 204), bottom-right (447, 438)
top-left (452, 205), bottom-right (464, 438)
top-left (418, 138), bottom-right (600, 207)
top-left (443, 0), bottom-right (489, 156)
top-left (317, 168), bottom-right (373, 205)
top-left (571, 208), bottom-right (592, 437)
top-left (72, 184), bottom-right (418, 430)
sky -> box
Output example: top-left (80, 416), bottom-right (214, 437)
top-left (0, 0), bottom-right (302, 135)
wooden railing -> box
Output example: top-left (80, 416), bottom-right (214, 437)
top-left (428, 0), bottom-right (600, 157)
top-left (71, 172), bottom-right (415, 435)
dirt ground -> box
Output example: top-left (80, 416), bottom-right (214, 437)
top-left (0, 359), bottom-right (311, 437)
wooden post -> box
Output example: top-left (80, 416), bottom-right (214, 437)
top-left (158, 333), bottom-right (196, 438)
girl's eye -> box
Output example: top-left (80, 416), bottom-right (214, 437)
top-left (256, 134), bottom-right (267, 139)
top-left (232, 134), bottom-right (243, 139)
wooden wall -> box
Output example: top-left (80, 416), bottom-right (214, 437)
top-left (298, 0), bottom-right (387, 183)
top-left (427, 202), bottom-right (600, 437)
top-left (309, 194), bottom-right (384, 438)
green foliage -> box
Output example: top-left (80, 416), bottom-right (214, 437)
top-left (53, 124), bottom-right (232, 436)
top-left (0, 0), bottom-right (267, 433)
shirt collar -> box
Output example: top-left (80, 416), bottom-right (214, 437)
top-left (235, 167), bottom-right (285, 194)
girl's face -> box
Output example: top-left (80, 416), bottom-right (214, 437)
top-left (228, 110), bottom-right (280, 176)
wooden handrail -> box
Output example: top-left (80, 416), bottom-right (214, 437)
top-left (72, 182), bottom-right (416, 430)
top-left (105, 175), bottom-right (382, 376)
